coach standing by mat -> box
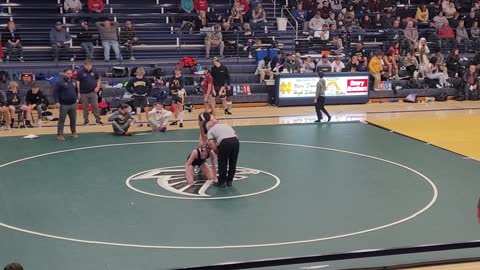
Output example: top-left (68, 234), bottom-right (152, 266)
top-left (77, 59), bottom-right (103, 126)
top-left (206, 121), bottom-right (239, 187)
top-left (54, 68), bottom-right (78, 141)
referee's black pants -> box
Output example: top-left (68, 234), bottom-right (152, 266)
top-left (315, 96), bottom-right (330, 121)
top-left (217, 137), bottom-right (240, 185)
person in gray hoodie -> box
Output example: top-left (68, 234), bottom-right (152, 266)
top-left (96, 19), bottom-right (122, 62)
top-left (49, 22), bottom-right (74, 62)
top-left (108, 103), bottom-right (133, 136)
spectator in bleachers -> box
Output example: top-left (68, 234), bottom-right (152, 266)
top-left (471, 21), bottom-right (480, 47)
top-left (316, 54), bottom-right (331, 70)
top-left (330, 56), bottom-right (345, 72)
top-left (270, 51), bottom-right (285, 73)
top-left (108, 103), bottom-right (133, 135)
top-left (315, 24), bottom-right (329, 42)
top-left (6, 81), bottom-right (33, 128)
top-left (473, 0), bottom-right (480, 13)
top-left (345, 55), bottom-right (361, 72)
top-left (360, 14), bottom-right (372, 29)
top-left (0, 90), bottom-right (11, 129)
top-left (344, 4), bottom-right (355, 22)
top-left (446, 48), bottom-right (462, 77)
top-left (229, 1), bottom-right (244, 23)
top-left (325, 12), bottom-right (336, 28)
top-left (336, 12), bottom-right (345, 28)
top-left (456, 20), bottom-right (471, 52)
top-left (49, 22), bottom-right (74, 62)
top-left (255, 55), bottom-right (273, 83)
top-left (443, 1), bottom-right (456, 19)
top-left (88, 0), bottom-right (104, 14)
top-left (293, 2), bottom-right (309, 32)
top-left (26, 82), bottom-right (47, 127)
top-left (464, 64), bottom-right (479, 100)
top-left (181, 0), bottom-right (194, 14)
top-left (238, 0), bottom-right (250, 22)
top-left (368, 0), bottom-right (381, 13)
top-left (403, 21), bottom-right (419, 50)
top-left (64, 0), bottom-right (82, 13)
top-left (330, 0), bottom-right (342, 14)
top-left (432, 10), bottom-right (447, 29)
top-left (417, 37), bottom-right (430, 71)
top-left (384, 50), bottom-right (399, 79)
top-left (2, 21), bottom-right (24, 62)
top-left (77, 20), bottom-right (95, 60)
top-left (372, 13), bottom-right (382, 29)
top-left (351, 42), bottom-right (368, 67)
top-left (204, 24), bottom-right (225, 59)
top-left (464, 11), bottom-right (476, 28)
top-left (437, 20), bottom-right (456, 52)
top-left (389, 40), bottom-right (402, 63)
top-left (194, 0), bottom-right (208, 13)
top-left (434, 51), bottom-right (449, 76)
top-left (121, 21), bottom-right (138, 61)
top-left (319, 1), bottom-right (331, 19)
top-left (309, 11), bottom-right (325, 33)
top-left (193, 10), bottom-right (209, 32)
top-left (381, 11), bottom-right (394, 29)
top-left (369, 51), bottom-right (384, 91)
top-left (403, 51), bottom-right (419, 77)
top-left (425, 56), bottom-right (449, 88)
top-left (449, 11), bottom-right (460, 29)
top-left (284, 53), bottom-right (301, 73)
top-left (96, 19), bottom-right (122, 62)
top-left (415, 3), bottom-right (430, 23)
top-left (295, 52), bottom-right (303, 66)
top-left (303, 56), bottom-right (316, 73)
top-left (251, 3), bottom-right (267, 25)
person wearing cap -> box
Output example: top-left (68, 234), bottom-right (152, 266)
top-left (314, 71), bottom-right (331, 123)
top-left (351, 42), bottom-right (368, 67)
top-left (49, 22), bottom-right (74, 62)
top-left (96, 19), bottom-right (122, 62)
top-left (148, 102), bottom-right (172, 132)
top-left (210, 57), bottom-right (232, 115)
top-left (204, 24), bottom-right (225, 59)
top-left (205, 120), bottom-right (239, 187)
top-left (284, 53), bottom-right (301, 73)
top-left (26, 82), bottom-right (47, 127)
top-left (108, 103), bottom-right (133, 136)
top-left (77, 59), bottom-right (103, 126)
top-left (77, 20), bottom-right (95, 60)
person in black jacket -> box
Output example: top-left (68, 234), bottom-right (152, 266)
top-left (125, 67), bottom-right (151, 126)
top-left (26, 82), bottom-right (47, 127)
top-left (54, 68), bottom-right (79, 141)
top-left (0, 91), bottom-right (11, 129)
top-left (210, 57), bottom-right (232, 114)
top-left (2, 21), bottom-right (24, 62)
top-left (78, 21), bottom-right (96, 60)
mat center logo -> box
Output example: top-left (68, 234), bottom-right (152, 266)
top-left (126, 166), bottom-right (279, 199)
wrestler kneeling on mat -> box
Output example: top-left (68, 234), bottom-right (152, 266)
top-left (185, 143), bottom-right (218, 185)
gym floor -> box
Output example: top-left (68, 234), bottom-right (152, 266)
top-left (1, 101), bottom-right (480, 270)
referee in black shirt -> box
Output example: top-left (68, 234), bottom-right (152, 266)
top-left (206, 121), bottom-right (239, 187)
top-left (210, 57), bottom-right (232, 115)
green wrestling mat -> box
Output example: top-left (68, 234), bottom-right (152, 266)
top-left (0, 122), bottom-right (479, 270)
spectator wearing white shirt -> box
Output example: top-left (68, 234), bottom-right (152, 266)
top-left (64, 0), bottom-right (83, 13)
top-left (331, 56), bottom-right (345, 72)
top-left (303, 56), bottom-right (316, 73)
top-left (309, 11), bottom-right (325, 32)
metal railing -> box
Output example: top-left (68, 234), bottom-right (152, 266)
top-left (281, 5), bottom-right (298, 39)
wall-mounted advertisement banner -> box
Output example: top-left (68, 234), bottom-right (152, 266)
top-left (275, 72), bottom-right (370, 106)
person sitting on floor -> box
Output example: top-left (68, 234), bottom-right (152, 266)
top-left (107, 103), bottom-right (133, 136)
top-left (147, 102), bottom-right (172, 132)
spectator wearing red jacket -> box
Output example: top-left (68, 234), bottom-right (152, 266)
top-left (437, 20), bottom-right (457, 52)
top-left (239, 0), bottom-right (250, 21)
top-left (88, 0), bottom-right (104, 13)
top-left (194, 0), bottom-right (208, 12)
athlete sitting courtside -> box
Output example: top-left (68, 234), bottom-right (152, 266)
top-left (185, 143), bottom-right (218, 185)
top-left (147, 102), bottom-right (172, 132)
